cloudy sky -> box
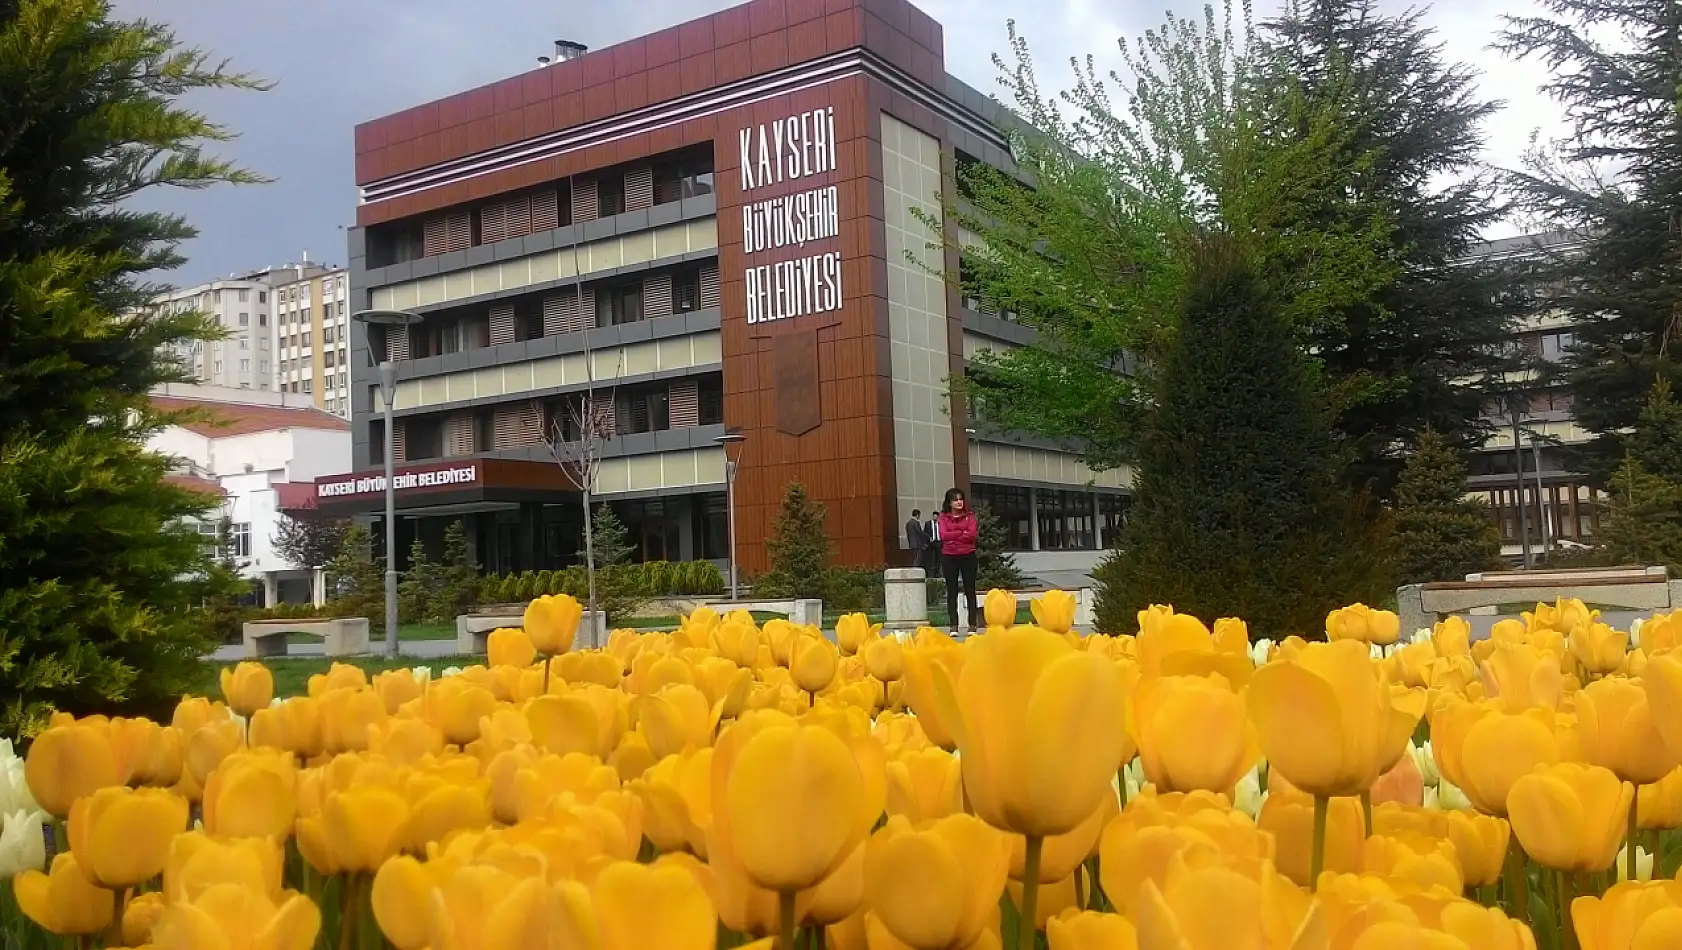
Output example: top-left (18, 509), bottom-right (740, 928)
top-left (112, 0), bottom-right (1555, 287)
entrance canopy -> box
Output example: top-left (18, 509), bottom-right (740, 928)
top-left (310, 458), bottom-right (578, 517)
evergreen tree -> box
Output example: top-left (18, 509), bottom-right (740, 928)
top-left (324, 524), bottom-right (384, 622)
top-left (397, 538), bottom-right (439, 625)
top-left (1497, 0), bottom-right (1682, 478)
top-left (1094, 234), bottom-right (1394, 639)
top-left (426, 521), bottom-right (480, 623)
top-left (589, 505), bottom-right (646, 623)
top-left (1393, 430), bottom-right (1502, 583)
top-left (974, 503), bottom-right (1026, 591)
top-left (1598, 382), bottom-right (1682, 574)
top-left (1254, 0), bottom-right (1522, 494)
top-left (760, 482), bottom-right (831, 600)
top-left (0, 2), bottom-right (264, 737)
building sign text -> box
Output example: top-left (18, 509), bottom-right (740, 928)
top-left (738, 107), bottom-right (844, 327)
top-left (318, 465), bottom-right (479, 498)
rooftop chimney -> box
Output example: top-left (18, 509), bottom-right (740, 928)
top-left (555, 40), bottom-right (587, 62)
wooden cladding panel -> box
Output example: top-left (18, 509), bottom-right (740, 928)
top-left (493, 403), bottom-right (544, 448)
top-left (643, 273), bottom-right (674, 320)
top-left (669, 379), bottom-right (699, 428)
top-left (542, 289), bottom-right (588, 335)
top-left (444, 414), bottom-right (476, 457)
top-left (571, 179), bottom-right (599, 224)
top-left (489, 304), bottom-right (517, 346)
top-left (699, 261), bottom-right (720, 310)
top-left (626, 166), bottom-right (654, 212)
top-left (422, 211), bottom-right (470, 256)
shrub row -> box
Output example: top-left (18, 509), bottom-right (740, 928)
top-left (477, 560), bottom-right (726, 604)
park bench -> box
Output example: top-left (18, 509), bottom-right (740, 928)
top-left (1396, 565), bottom-right (1681, 635)
top-left (242, 618), bottom-right (370, 659)
top-left (455, 607), bottom-right (608, 654)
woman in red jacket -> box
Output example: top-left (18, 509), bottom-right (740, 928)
top-left (936, 487), bottom-right (980, 633)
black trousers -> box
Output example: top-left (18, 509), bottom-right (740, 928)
top-left (941, 552), bottom-right (979, 631)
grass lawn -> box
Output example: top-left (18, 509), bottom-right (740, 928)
top-left (196, 655), bottom-right (479, 699)
top-left (271, 623), bottom-right (456, 646)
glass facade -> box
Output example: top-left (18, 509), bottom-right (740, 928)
top-left (971, 482), bottom-right (1130, 552)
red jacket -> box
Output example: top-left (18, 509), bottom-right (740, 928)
top-left (937, 511), bottom-right (978, 556)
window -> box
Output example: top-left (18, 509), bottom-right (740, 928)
top-left (239, 338), bottom-right (248, 349)
top-left (325, 373), bottom-right (336, 391)
top-left (258, 361), bottom-right (268, 374)
top-left (325, 399), bottom-right (335, 414)
top-left (598, 175), bottom-right (626, 217)
top-left (214, 290), bottom-right (223, 303)
top-left (972, 485), bottom-right (1032, 550)
top-left (238, 289), bottom-right (249, 302)
top-left (240, 359), bottom-right (250, 372)
top-left (302, 330), bottom-right (311, 347)
top-left (597, 283), bottom-right (644, 327)
top-left (214, 360), bottom-right (223, 374)
top-left (324, 325), bottom-right (335, 344)
top-left (337, 301), bottom-right (346, 317)
top-left (618, 385), bottom-right (670, 435)
top-left (260, 338), bottom-right (269, 350)
top-left (258, 291), bottom-right (267, 303)
top-left (302, 379), bottom-right (312, 394)
top-left (699, 375), bottom-right (724, 426)
top-left (516, 299), bottom-right (545, 341)
top-left (673, 267), bottom-right (702, 313)
top-left (324, 349), bottom-right (336, 368)
top-left (654, 155), bottom-right (716, 204)
top-left (230, 522), bottom-right (251, 558)
top-left (404, 417), bottom-right (444, 460)
top-left (258, 312), bottom-right (267, 327)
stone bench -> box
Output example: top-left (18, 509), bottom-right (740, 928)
top-left (881, 570), bottom-right (1095, 633)
top-left (710, 598), bottom-right (824, 627)
top-left (1397, 565), bottom-right (1680, 635)
top-left (242, 618), bottom-right (369, 659)
top-left (455, 608), bottom-right (609, 654)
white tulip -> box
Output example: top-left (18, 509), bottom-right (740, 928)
top-left (1411, 741), bottom-right (1441, 787)
top-left (1426, 778), bottom-right (1472, 812)
top-left (441, 666), bottom-right (465, 679)
top-left (1234, 764), bottom-right (1265, 819)
top-left (1617, 845), bottom-right (1654, 881)
top-left (409, 666), bottom-right (434, 686)
top-left (1410, 628), bottom-right (1433, 646)
top-left (0, 808), bottom-right (48, 879)
top-left (1631, 617), bottom-right (1646, 643)
top-left (1248, 639), bottom-right (1274, 667)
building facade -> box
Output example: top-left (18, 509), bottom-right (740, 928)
top-left (149, 384), bottom-right (353, 603)
top-left (155, 275), bottom-right (278, 390)
top-left (269, 264), bottom-right (353, 417)
top-left (331, 0), bottom-right (1128, 579)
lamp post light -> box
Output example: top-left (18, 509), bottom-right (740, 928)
top-left (714, 430), bottom-right (747, 601)
top-left (353, 308), bottom-right (424, 658)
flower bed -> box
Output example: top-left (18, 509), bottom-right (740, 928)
top-left (0, 591), bottom-right (1677, 949)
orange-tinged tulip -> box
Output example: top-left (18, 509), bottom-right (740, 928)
top-left (24, 722), bottom-right (121, 817)
top-left (863, 814), bottom-right (1011, 950)
top-left (11, 853), bottom-right (115, 935)
top-left (1431, 699), bottom-right (1566, 816)
top-left (1577, 677), bottom-right (1677, 785)
top-left (863, 636), bottom-right (904, 682)
top-left (1132, 674), bottom-right (1256, 794)
top-left (164, 831), bottom-right (283, 904)
top-left (933, 626), bottom-right (1129, 837)
top-left (1249, 639), bottom-right (1422, 798)
top-left (123, 889), bottom-right (167, 946)
top-left (1327, 603), bottom-right (1402, 646)
top-left (1570, 879), bottom-right (1682, 950)
top-left (202, 749), bottom-right (296, 840)
top-left (721, 721), bottom-right (873, 892)
top-left (1370, 750), bottom-right (1424, 807)
top-left (1032, 591), bottom-right (1078, 635)
top-left (220, 662), bottom-right (275, 717)
top-left (67, 785), bottom-right (188, 888)
top-left (1047, 910), bottom-right (1139, 950)
top-left (151, 882), bottom-right (321, 950)
top-left (1508, 762), bottom-right (1632, 872)
top-left (1257, 792), bottom-right (1364, 887)
top-left (527, 593), bottom-right (584, 654)
top-left (488, 627), bottom-right (538, 668)
top-left (885, 747), bottom-right (964, 823)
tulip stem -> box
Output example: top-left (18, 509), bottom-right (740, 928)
top-left (541, 654), bottom-right (551, 695)
top-left (1627, 798), bottom-right (1640, 883)
top-left (778, 890), bottom-right (797, 950)
top-left (1117, 766), bottom-right (1129, 809)
top-left (1505, 837), bottom-right (1530, 926)
top-left (1074, 863), bottom-right (1087, 912)
top-left (1019, 835), bottom-right (1044, 950)
top-left (1557, 869), bottom-right (1576, 950)
top-left (1359, 790), bottom-right (1373, 838)
top-left (1310, 796), bottom-right (1329, 887)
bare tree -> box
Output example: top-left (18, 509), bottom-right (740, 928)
top-left (273, 513), bottom-right (349, 606)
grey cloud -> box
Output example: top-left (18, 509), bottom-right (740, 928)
top-left (111, 0), bottom-right (1545, 285)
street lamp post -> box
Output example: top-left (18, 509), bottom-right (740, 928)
top-left (353, 308), bottom-right (424, 658)
top-left (714, 431), bottom-right (747, 601)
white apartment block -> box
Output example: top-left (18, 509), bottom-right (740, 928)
top-left (156, 277), bottom-right (276, 391)
top-left (270, 266), bottom-right (352, 418)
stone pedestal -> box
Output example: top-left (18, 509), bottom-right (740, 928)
top-left (883, 568), bottom-right (928, 633)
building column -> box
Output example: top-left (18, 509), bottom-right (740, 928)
top-left (1028, 487), bottom-right (1042, 552)
top-left (1090, 492), bottom-right (1101, 550)
top-left (518, 502), bottom-right (543, 572)
top-left (262, 573), bottom-right (278, 608)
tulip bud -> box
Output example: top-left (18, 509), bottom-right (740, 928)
top-left (24, 722), bottom-right (122, 818)
top-left (220, 662), bottom-right (275, 717)
top-left (526, 593), bottom-right (583, 655)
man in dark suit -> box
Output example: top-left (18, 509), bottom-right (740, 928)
top-left (905, 509), bottom-right (928, 568)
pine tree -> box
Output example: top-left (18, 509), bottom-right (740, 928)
top-left (1599, 382), bottom-right (1682, 574)
top-left (0, 2), bottom-right (265, 737)
top-left (974, 503), bottom-right (1025, 591)
top-left (324, 524), bottom-right (384, 623)
top-left (1393, 430), bottom-right (1502, 583)
top-left (760, 482), bottom-right (831, 600)
top-left (1497, 0), bottom-right (1682, 478)
top-left (589, 505), bottom-right (646, 623)
top-left (427, 521), bottom-right (480, 623)
top-left (397, 538), bottom-right (439, 624)
top-left (1095, 234), bottom-right (1394, 639)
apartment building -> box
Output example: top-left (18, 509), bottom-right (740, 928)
top-left (324, 0), bottom-right (1128, 579)
top-left (154, 275), bottom-right (278, 390)
top-left (269, 264), bottom-right (353, 417)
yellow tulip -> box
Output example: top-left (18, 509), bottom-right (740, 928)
top-left (127, 719), bottom-right (184, 788)
top-left (1132, 674), bottom-right (1256, 794)
top-left (11, 853), bottom-right (115, 935)
top-left (367, 717), bottom-right (446, 766)
top-left (1640, 613), bottom-right (1682, 653)
top-left (1481, 640), bottom-right (1564, 711)
top-left (164, 831), bottom-right (282, 904)
top-left (1256, 792), bottom-right (1364, 886)
top-left (553, 860), bottom-right (719, 950)
top-left (526, 593), bottom-right (584, 654)
top-left (863, 636), bottom-right (904, 682)
top-left (863, 814), bottom-right (1012, 950)
top-left (1031, 591), bottom-right (1078, 635)
top-left (1572, 622), bottom-right (1630, 676)
top-left (556, 650), bottom-right (626, 688)
top-left (1638, 768), bottom-right (1682, 830)
top-left (402, 774), bottom-right (493, 854)
top-left (835, 614), bottom-right (874, 656)
top-left (67, 785), bottom-right (188, 888)
top-left (983, 589), bottom-right (1018, 629)
top-left (1012, 798), bottom-right (1111, 884)
top-left (1444, 810), bottom-right (1510, 888)
top-left (1527, 597), bottom-right (1597, 634)
top-left (24, 721), bottom-right (122, 817)
top-left (933, 626), bottom-right (1128, 837)
top-left (1134, 606), bottom-right (1252, 684)
top-left (487, 627), bottom-right (538, 668)
top-left (183, 717), bottom-right (244, 790)
top-left (296, 785), bottom-right (410, 874)
top-left (610, 730), bottom-right (659, 782)
top-left (318, 686), bottom-right (389, 755)
top-left (371, 854), bottom-right (463, 950)
top-left (1508, 762), bottom-right (1632, 872)
top-left (632, 747), bottom-right (714, 857)
top-left (791, 636), bottom-right (840, 694)
top-left (219, 662), bottom-right (275, 717)
top-left (123, 889), bottom-right (167, 945)
top-left (171, 696), bottom-right (232, 733)
top-left (1431, 699), bottom-right (1566, 816)
top-left (900, 641), bottom-right (966, 750)
top-left (372, 667), bottom-right (426, 712)
top-left (151, 882), bottom-right (321, 950)
top-left (1046, 910), bottom-right (1138, 950)
top-left (202, 750), bottom-right (296, 840)
top-left (249, 696), bottom-right (323, 758)
top-left (305, 662), bottom-right (368, 697)
top-left (1326, 603), bottom-right (1402, 646)
top-left (1361, 831), bottom-right (1462, 895)
top-left (1576, 677), bottom-right (1677, 785)
top-left (423, 678), bottom-right (500, 745)
top-left (640, 684), bottom-right (717, 759)
top-left (1248, 638), bottom-right (1422, 799)
top-left (1640, 653), bottom-right (1682, 768)
top-left (1131, 858), bottom-right (1315, 950)
top-left (719, 719), bottom-right (874, 892)
top-left (1433, 616), bottom-right (1471, 657)
top-left (885, 747), bottom-right (964, 824)
top-left (1570, 880), bottom-right (1682, 950)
